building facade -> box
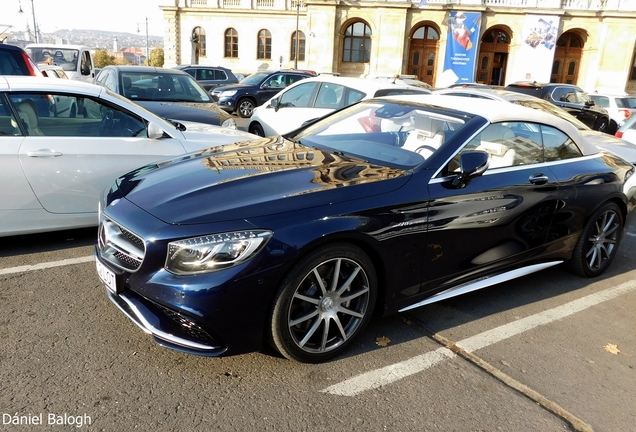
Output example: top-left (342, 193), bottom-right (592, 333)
top-left (158, 0), bottom-right (636, 93)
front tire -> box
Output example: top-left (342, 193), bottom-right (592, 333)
top-left (237, 98), bottom-right (256, 118)
top-left (249, 122), bottom-right (265, 137)
top-left (568, 202), bottom-right (623, 277)
top-left (268, 243), bottom-right (377, 363)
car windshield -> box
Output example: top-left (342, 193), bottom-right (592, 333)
top-left (290, 100), bottom-right (468, 169)
top-left (26, 47), bottom-right (79, 72)
top-left (240, 72), bottom-right (269, 85)
top-left (120, 72), bottom-right (212, 102)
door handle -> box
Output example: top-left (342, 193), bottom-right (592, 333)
top-left (529, 173), bottom-right (549, 185)
top-left (26, 149), bottom-right (63, 157)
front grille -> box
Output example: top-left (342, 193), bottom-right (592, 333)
top-left (152, 301), bottom-right (217, 346)
top-left (98, 217), bottom-right (145, 272)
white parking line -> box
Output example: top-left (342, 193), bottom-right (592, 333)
top-left (322, 279), bottom-right (636, 396)
top-left (0, 256), bottom-right (94, 276)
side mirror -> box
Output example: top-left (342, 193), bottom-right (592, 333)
top-left (147, 122), bottom-right (164, 139)
top-left (271, 98), bottom-right (279, 111)
top-left (451, 151), bottom-right (490, 188)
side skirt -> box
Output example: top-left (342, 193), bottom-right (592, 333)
top-left (398, 261), bottom-right (564, 312)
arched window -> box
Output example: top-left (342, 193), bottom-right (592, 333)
top-left (257, 29), bottom-right (272, 60)
top-left (225, 28), bottom-right (238, 58)
top-left (291, 31), bottom-right (306, 62)
top-left (192, 27), bottom-right (206, 58)
top-left (413, 25), bottom-right (439, 41)
top-left (342, 21), bottom-right (371, 63)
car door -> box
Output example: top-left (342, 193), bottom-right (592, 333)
top-left (260, 81), bottom-right (320, 134)
top-left (257, 73), bottom-right (287, 106)
top-left (0, 93), bottom-right (40, 213)
top-left (550, 86), bottom-right (596, 129)
top-left (9, 92), bottom-right (189, 214)
top-left (422, 121), bottom-right (561, 290)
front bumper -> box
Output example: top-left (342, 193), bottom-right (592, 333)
top-left (107, 286), bottom-right (228, 357)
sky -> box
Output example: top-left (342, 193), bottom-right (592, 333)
top-left (2, 0), bottom-right (166, 36)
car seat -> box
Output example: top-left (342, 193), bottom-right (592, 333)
top-left (476, 124), bottom-right (516, 168)
top-left (402, 114), bottom-right (445, 158)
top-left (316, 87), bottom-right (339, 109)
top-left (16, 100), bottom-right (44, 136)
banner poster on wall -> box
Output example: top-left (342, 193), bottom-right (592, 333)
top-left (439, 11), bottom-right (482, 87)
top-left (508, 15), bottom-right (561, 83)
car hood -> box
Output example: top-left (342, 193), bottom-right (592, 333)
top-left (116, 137), bottom-right (410, 225)
top-left (178, 121), bottom-right (257, 141)
top-left (137, 101), bottom-right (231, 124)
top-left (213, 83), bottom-right (254, 93)
top-left (581, 130), bottom-right (636, 164)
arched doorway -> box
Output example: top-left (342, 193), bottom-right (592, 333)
top-left (407, 24), bottom-right (440, 87)
top-left (476, 27), bottom-right (511, 86)
top-left (191, 26), bottom-right (206, 65)
top-left (551, 31), bottom-right (584, 84)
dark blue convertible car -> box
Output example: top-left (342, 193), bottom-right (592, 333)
top-left (95, 95), bottom-right (636, 363)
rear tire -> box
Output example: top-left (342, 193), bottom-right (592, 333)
top-left (568, 202), bottom-right (623, 277)
top-left (594, 117), bottom-right (609, 133)
top-left (267, 243), bottom-right (377, 363)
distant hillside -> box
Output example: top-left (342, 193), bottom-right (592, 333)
top-left (7, 28), bottom-right (163, 51)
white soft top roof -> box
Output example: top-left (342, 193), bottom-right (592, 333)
top-left (381, 93), bottom-right (600, 155)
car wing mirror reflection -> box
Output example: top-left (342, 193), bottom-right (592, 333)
top-left (148, 122), bottom-right (165, 139)
top-left (452, 151), bottom-right (490, 188)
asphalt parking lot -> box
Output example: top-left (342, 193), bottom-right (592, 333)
top-left (1, 217), bottom-right (635, 431)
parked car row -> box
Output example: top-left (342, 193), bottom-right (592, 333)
top-left (4, 42), bottom-right (636, 366)
top-left (248, 74), bottom-right (432, 137)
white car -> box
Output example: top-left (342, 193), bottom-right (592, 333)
top-left (0, 76), bottom-right (258, 237)
top-left (248, 75), bottom-right (431, 137)
top-left (589, 92), bottom-right (636, 130)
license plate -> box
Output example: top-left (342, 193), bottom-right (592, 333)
top-left (96, 258), bottom-right (118, 294)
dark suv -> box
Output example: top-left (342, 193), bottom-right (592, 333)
top-left (0, 43), bottom-right (40, 76)
top-left (172, 65), bottom-right (239, 91)
top-left (505, 82), bottom-right (612, 133)
top-left (211, 70), bottom-right (316, 118)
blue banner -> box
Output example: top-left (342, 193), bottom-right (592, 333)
top-left (440, 12), bottom-right (482, 87)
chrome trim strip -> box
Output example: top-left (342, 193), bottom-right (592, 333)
top-left (108, 290), bottom-right (219, 351)
top-left (398, 261), bottom-right (563, 312)
top-left (430, 153), bottom-right (604, 184)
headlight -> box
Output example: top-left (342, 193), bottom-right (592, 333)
top-left (221, 118), bottom-right (237, 129)
top-left (165, 230), bottom-right (272, 275)
top-left (220, 90), bottom-right (237, 97)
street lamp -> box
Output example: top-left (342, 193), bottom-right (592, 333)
top-left (294, 0), bottom-right (302, 69)
top-left (18, 0), bottom-right (39, 43)
top-left (137, 17), bottom-right (150, 66)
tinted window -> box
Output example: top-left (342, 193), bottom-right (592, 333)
top-left (0, 94), bottom-right (21, 136)
top-left (345, 88), bottom-right (365, 106)
top-left (315, 83), bottom-right (345, 109)
top-left (8, 93), bottom-right (146, 138)
top-left (0, 49), bottom-right (32, 75)
top-left (279, 82), bottom-right (318, 108)
top-left (542, 125), bottom-right (582, 161)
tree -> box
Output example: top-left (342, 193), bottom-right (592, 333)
top-left (93, 49), bottom-right (115, 68)
top-left (148, 47), bottom-right (164, 67)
